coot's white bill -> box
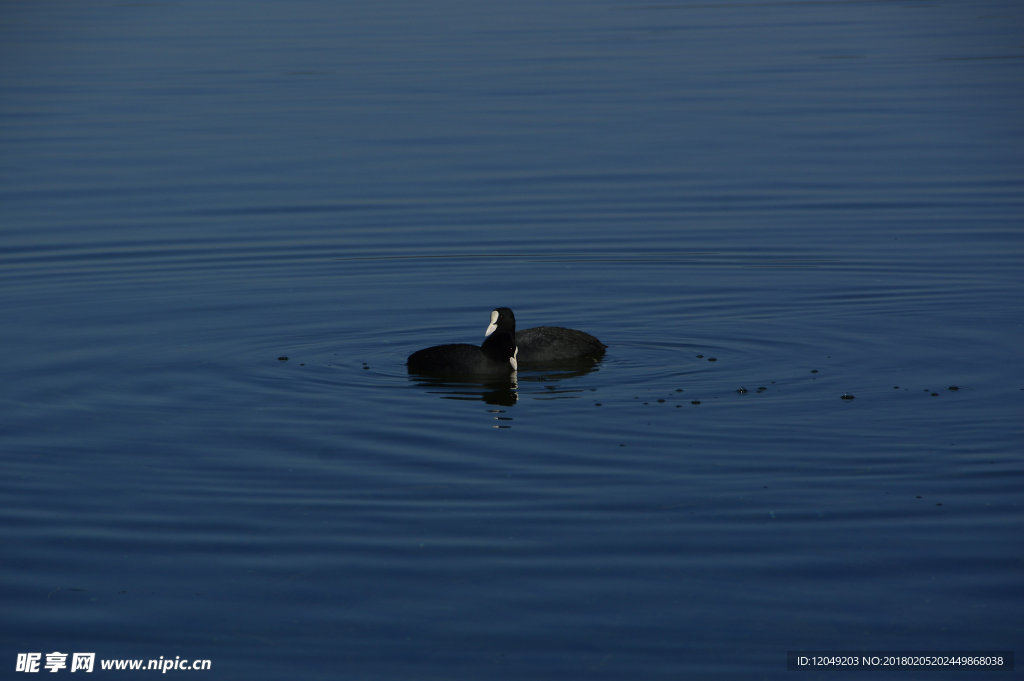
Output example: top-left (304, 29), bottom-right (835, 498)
top-left (485, 309), bottom-right (499, 338)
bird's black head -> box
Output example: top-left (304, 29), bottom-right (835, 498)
top-left (483, 307), bottom-right (517, 370)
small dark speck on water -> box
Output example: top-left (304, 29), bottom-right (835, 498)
top-left (675, 388), bottom-right (684, 392)
top-left (948, 385), bottom-right (960, 391)
top-left (736, 387), bottom-right (748, 394)
top-left (840, 393), bottom-right (855, 400)
top-left (277, 356), bottom-right (288, 361)
top-left (691, 400), bottom-right (701, 405)
top-left (811, 369), bottom-right (819, 374)
top-left (707, 357), bottom-right (718, 362)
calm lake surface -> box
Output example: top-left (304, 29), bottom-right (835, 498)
top-left (2, 1), bottom-right (1022, 678)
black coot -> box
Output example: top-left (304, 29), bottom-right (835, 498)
top-left (516, 325), bottom-right (606, 365)
top-left (407, 307), bottom-right (518, 377)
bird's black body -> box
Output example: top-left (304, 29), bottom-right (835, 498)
top-left (407, 307), bottom-right (517, 377)
top-left (406, 307), bottom-right (605, 377)
top-left (516, 326), bottom-right (606, 366)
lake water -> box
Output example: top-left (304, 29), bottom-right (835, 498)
top-left (2, 1), bottom-right (1022, 679)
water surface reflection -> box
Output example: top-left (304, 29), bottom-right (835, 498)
top-left (407, 356), bottom-right (605, 404)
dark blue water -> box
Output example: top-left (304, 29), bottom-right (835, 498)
top-left (2, 1), bottom-right (1022, 679)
